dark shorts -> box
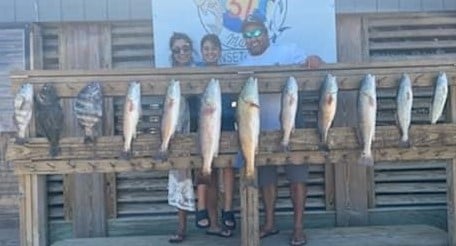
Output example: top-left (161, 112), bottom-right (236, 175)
top-left (258, 164), bottom-right (309, 187)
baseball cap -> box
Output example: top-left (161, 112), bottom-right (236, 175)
top-left (242, 14), bottom-right (267, 32)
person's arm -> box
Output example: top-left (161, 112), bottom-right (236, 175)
top-left (288, 43), bottom-right (325, 69)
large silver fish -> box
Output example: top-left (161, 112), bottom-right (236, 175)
top-left (396, 74), bottom-right (413, 148)
top-left (280, 76), bottom-right (298, 152)
top-left (357, 74), bottom-right (376, 166)
top-left (430, 72), bottom-right (448, 124)
top-left (74, 81), bottom-right (103, 144)
top-left (318, 74), bottom-right (338, 150)
top-left (13, 83), bottom-right (34, 145)
top-left (198, 78), bottom-right (222, 182)
top-left (35, 83), bottom-right (64, 157)
top-left (156, 79), bottom-right (181, 161)
top-left (237, 77), bottom-right (260, 187)
top-left (121, 81), bottom-right (141, 160)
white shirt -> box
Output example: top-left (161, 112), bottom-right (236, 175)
top-left (239, 43), bottom-right (306, 130)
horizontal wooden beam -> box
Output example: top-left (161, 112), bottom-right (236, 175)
top-left (7, 124), bottom-right (456, 175)
top-left (10, 61), bottom-right (456, 96)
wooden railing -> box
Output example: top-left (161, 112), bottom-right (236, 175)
top-left (6, 61), bottom-right (456, 246)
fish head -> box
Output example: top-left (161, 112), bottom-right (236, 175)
top-left (239, 77), bottom-right (259, 105)
top-left (37, 83), bottom-right (58, 105)
top-left (283, 76), bottom-right (298, 95)
top-left (323, 74), bottom-right (338, 94)
top-left (202, 78), bottom-right (221, 106)
top-left (127, 81), bottom-right (141, 99)
top-left (18, 83), bottom-right (34, 101)
top-left (167, 79), bottom-right (181, 100)
top-left (360, 74), bottom-right (376, 95)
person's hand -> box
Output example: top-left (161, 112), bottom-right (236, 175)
top-left (303, 55), bottom-right (325, 69)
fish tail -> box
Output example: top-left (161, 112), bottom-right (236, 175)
top-left (49, 145), bottom-right (60, 157)
top-left (318, 143), bottom-right (330, 152)
top-left (15, 137), bottom-right (26, 145)
top-left (280, 140), bottom-right (290, 152)
top-left (120, 150), bottom-right (132, 160)
top-left (153, 150), bottom-right (168, 161)
top-left (357, 153), bottom-right (374, 166)
top-left (84, 135), bottom-right (96, 144)
top-left (243, 175), bottom-right (258, 188)
top-left (196, 171), bottom-right (211, 185)
top-left (399, 137), bottom-right (411, 148)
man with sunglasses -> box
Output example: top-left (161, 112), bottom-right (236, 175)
top-left (239, 15), bottom-right (323, 246)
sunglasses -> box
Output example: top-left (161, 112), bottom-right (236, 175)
top-left (172, 45), bottom-right (191, 54)
top-left (243, 29), bottom-right (264, 39)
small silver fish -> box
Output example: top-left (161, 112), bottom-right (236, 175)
top-left (35, 83), bottom-right (64, 157)
top-left (74, 81), bottom-right (103, 144)
top-left (396, 74), bottom-right (413, 148)
top-left (237, 77), bottom-right (260, 187)
top-left (198, 78), bottom-right (222, 183)
top-left (430, 72), bottom-right (448, 124)
top-left (156, 79), bottom-right (181, 161)
top-left (13, 83), bottom-right (34, 145)
top-left (357, 74), bottom-right (376, 166)
top-left (121, 81), bottom-right (141, 160)
top-left (318, 74), bottom-right (338, 150)
top-left (280, 76), bottom-right (298, 152)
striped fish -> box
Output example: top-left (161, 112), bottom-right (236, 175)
top-left (74, 81), bottom-right (103, 144)
top-left (13, 83), bottom-right (34, 145)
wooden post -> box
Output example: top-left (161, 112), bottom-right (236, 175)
top-left (240, 170), bottom-right (259, 246)
top-left (19, 174), bottom-right (47, 246)
top-left (447, 85), bottom-right (456, 245)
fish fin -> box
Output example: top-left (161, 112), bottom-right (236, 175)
top-left (326, 94), bottom-right (333, 105)
top-left (357, 154), bottom-right (374, 166)
top-left (289, 96), bottom-right (295, 106)
top-left (249, 102), bottom-right (260, 109)
top-left (15, 137), bottom-right (27, 145)
top-left (120, 151), bottom-right (132, 160)
top-left (126, 98), bottom-right (134, 112)
top-left (355, 128), bottom-right (363, 147)
top-left (399, 140), bottom-right (411, 148)
top-left (14, 96), bottom-right (25, 110)
top-left (368, 95), bottom-right (376, 107)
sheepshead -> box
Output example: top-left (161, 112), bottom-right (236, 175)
top-left (74, 81), bottom-right (103, 144)
top-left (155, 79), bottom-right (181, 161)
top-left (121, 81), bottom-right (141, 160)
top-left (430, 72), bottom-right (448, 124)
top-left (13, 83), bottom-right (34, 145)
top-left (396, 74), bottom-right (413, 148)
top-left (318, 74), bottom-right (338, 150)
top-left (198, 79), bottom-right (222, 182)
top-left (357, 74), bottom-right (376, 166)
top-left (35, 83), bottom-right (64, 157)
top-left (280, 76), bottom-right (298, 152)
top-left (237, 77), bottom-right (260, 187)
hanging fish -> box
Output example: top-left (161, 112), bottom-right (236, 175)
top-left (155, 79), bottom-right (181, 161)
top-left (280, 76), bottom-right (298, 152)
top-left (35, 83), bottom-right (64, 157)
top-left (74, 81), bottom-right (103, 144)
top-left (396, 74), bottom-right (413, 148)
top-left (121, 81), bottom-right (141, 160)
top-left (357, 74), bottom-right (377, 166)
top-left (318, 74), bottom-right (338, 151)
top-left (430, 72), bottom-right (448, 124)
top-left (13, 83), bottom-right (34, 145)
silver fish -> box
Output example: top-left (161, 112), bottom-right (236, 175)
top-left (318, 74), bottom-right (338, 150)
top-left (357, 74), bottom-right (376, 166)
top-left (280, 76), bottom-right (298, 152)
top-left (121, 81), bottom-right (141, 160)
top-left (13, 83), bottom-right (34, 145)
top-left (156, 79), bottom-right (181, 161)
top-left (430, 72), bottom-right (448, 124)
top-left (237, 77), bottom-right (260, 187)
top-left (74, 81), bottom-right (103, 144)
top-left (35, 83), bottom-right (64, 157)
top-left (396, 74), bottom-right (413, 148)
top-left (198, 78), bottom-right (222, 182)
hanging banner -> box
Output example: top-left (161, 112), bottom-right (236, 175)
top-left (152, 0), bottom-right (337, 67)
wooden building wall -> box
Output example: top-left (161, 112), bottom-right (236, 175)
top-left (0, 0), bottom-right (455, 23)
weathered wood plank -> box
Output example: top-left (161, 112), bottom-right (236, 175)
top-left (9, 62), bottom-right (456, 96)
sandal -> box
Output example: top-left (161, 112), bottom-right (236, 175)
top-left (221, 210), bottom-right (236, 230)
top-left (169, 233), bottom-right (186, 243)
top-left (260, 228), bottom-right (280, 239)
top-left (206, 228), bottom-right (233, 238)
top-left (195, 209), bottom-right (210, 229)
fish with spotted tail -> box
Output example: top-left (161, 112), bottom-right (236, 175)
top-left (318, 74), bottom-right (338, 151)
top-left (13, 83), bottom-right (34, 145)
top-left (74, 81), bottom-right (103, 144)
top-left (35, 83), bottom-right (64, 157)
top-left (198, 78), bottom-right (222, 184)
top-left (121, 81), bottom-right (141, 160)
top-left (357, 74), bottom-right (377, 166)
top-left (280, 76), bottom-right (298, 152)
top-left (396, 74), bottom-right (413, 148)
top-left (155, 79), bottom-right (181, 161)
top-left (237, 77), bottom-right (260, 187)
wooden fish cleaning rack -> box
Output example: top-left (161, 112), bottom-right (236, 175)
top-left (6, 60), bottom-right (456, 246)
